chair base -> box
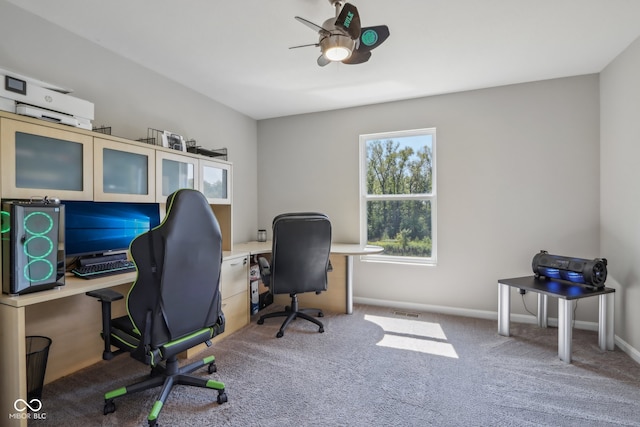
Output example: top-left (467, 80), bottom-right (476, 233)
top-left (257, 293), bottom-right (324, 338)
top-left (103, 355), bottom-right (226, 426)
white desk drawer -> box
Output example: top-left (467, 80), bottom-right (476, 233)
top-left (221, 256), bottom-right (248, 298)
top-left (219, 291), bottom-right (249, 338)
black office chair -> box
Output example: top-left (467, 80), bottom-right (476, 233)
top-left (87, 189), bottom-right (227, 427)
top-left (257, 212), bottom-right (332, 338)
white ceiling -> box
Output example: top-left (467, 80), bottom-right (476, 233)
top-left (8, 0), bottom-right (640, 120)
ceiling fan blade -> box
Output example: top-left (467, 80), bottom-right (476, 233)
top-left (356, 25), bottom-right (390, 52)
top-left (340, 26), bottom-right (388, 65)
top-left (289, 43), bottom-right (320, 50)
top-left (342, 50), bottom-right (371, 65)
top-left (335, 3), bottom-right (361, 40)
top-left (317, 54), bottom-right (332, 67)
top-left (295, 16), bottom-right (330, 36)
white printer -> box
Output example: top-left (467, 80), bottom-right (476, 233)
top-left (0, 67), bottom-right (94, 130)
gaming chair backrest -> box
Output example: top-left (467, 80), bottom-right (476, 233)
top-left (128, 189), bottom-right (223, 348)
top-left (270, 213), bottom-right (331, 295)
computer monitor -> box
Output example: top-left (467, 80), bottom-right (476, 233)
top-left (62, 200), bottom-right (161, 258)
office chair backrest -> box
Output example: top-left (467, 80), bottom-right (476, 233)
top-left (128, 189), bottom-right (223, 347)
top-left (270, 212), bottom-right (332, 295)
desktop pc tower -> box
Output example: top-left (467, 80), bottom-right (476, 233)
top-left (1, 200), bottom-right (65, 295)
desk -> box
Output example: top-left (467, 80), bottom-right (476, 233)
top-left (0, 272), bottom-right (135, 426)
top-left (497, 276), bottom-right (615, 363)
top-left (231, 242), bottom-right (383, 314)
top-left (0, 242), bottom-right (380, 426)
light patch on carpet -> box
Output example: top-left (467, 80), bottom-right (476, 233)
top-left (377, 334), bottom-right (459, 358)
top-left (364, 314), bottom-right (459, 358)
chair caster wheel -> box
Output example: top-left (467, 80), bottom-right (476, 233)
top-left (257, 318), bottom-right (264, 325)
top-left (276, 331), bottom-right (284, 338)
top-left (104, 399), bottom-right (116, 415)
top-left (318, 312), bottom-right (324, 317)
top-left (208, 362), bottom-right (217, 374)
top-left (319, 327), bottom-right (325, 333)
top-left (217, 391), bottom-right (228, 404)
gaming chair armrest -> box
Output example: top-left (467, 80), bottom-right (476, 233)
top-left (86, 288), bottom-right (124, 360)
top-left (86, 288), bottom-right (124, 302)
top-left (258, 256), bottom-right (271, 287)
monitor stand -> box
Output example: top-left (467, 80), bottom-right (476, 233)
top-left (77, 252), bottom-right (128, 267)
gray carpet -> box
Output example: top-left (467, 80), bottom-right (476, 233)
top-left (34, 304), bottom-right (640, 426)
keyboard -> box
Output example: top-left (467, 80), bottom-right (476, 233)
top-left (72, 260), bottom-right (136, 279)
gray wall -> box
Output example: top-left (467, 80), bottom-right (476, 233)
top-left (601, 35), bottom-right (640, 359)
top-left (258, 75), bottom-right (602, 323)
top-left (0, 0), bottom-right (258, 243)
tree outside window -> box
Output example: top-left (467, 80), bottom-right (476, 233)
top-left (360, 129), bottom-right (436, 263)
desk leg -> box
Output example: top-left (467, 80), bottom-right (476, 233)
top-left (537, 293), bottom-right (548, 328)
top-left (0, 304), bottom-right (28, 427)
top-left (558, 299), bottom-right (573, 363)
top-left (497, 283), bottom-right (510, 336)
top-left (346, 255), bottom-right (354, 314)
top-left (598, 293), bottom-right (615, 351)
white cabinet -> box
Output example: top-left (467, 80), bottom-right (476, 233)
top-left (199, 158), bottom-right (231, 205)
top-left (94, 138), bottom-right (156, 202)
top-left (182, 254), bottom-right (249, 354)
top-left (155, 150), bottom-right (199, 202)
top-left (221, 255), bottom-right (248, 300)
top-left (0, 118), bottom-right (93, 200)
top-left (218, 255), bottom-right (249, 339)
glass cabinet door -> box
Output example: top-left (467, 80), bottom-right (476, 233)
top-left (0, 118), bottom-right (93, 200)
top-left (155, 151), bottom-right (199, 202)
top-left (199, 159), bottom-right (231, 204)
top-left (94, 138), bottom-right (155, 202)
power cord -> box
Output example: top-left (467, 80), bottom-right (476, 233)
top-left (520, 290), bottom-right (536, 317)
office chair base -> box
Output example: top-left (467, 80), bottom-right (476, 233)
top-left (282, 304), bottom-right (324, 318)
top-left (257, 294), bottom-right (324, 338)
top-left (102, 355), bottom-right (226, 426)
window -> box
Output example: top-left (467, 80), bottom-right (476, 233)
top-left (359, 128), bottom-right (436, 264)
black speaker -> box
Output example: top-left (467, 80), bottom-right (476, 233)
top-left (2, 200), bottom-right (65, 295)
top-left (532, 250), bottom-right (607, 288)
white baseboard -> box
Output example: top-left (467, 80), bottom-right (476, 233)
top-left (354, 296), bottom-right (498, 321)
top-left (614, 335), bottom-right (640, 364)
top-left (352, 296), bottom-right (640, 365)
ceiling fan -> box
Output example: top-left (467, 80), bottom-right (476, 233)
top-left (290, 0), bottom-right (390, 67)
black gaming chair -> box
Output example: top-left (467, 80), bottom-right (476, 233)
top-left (87, 189), bottom-right (227, 427)
top-left (257, 212), bottom-right (332, 338)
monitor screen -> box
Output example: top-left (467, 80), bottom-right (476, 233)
top-left (63, 200), bottom-right (161, 258)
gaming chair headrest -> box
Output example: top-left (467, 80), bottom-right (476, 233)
top-left (161, 189), bottom-right (221, 239)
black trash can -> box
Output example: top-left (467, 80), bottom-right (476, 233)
top-left (26, 336), bottom-right (51, 401)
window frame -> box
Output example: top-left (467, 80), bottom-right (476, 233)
top-left (359, 128), bottom-right (437, 265)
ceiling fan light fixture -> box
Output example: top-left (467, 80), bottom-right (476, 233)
top-left (321, 34), bottom-right (354, 61)
top-left (325, 46), bottom-right (351, 61)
